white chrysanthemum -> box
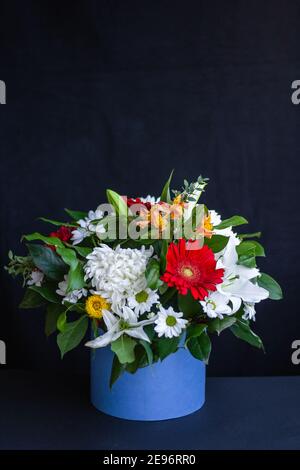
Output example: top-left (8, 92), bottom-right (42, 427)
top-left (140, 195), bottom-right (160, 204)
top-left (84, 244), bottom-right (153, 310)
top-left (71, 206), bottom-right (105, 245)
top-left (56, 275), bottom-right (88, 304)
top-left (154, 306), bottom-right (188, 338)
top-left (127, 288), bottom-right (159, 316)
top-left (27, 270), bottom-right (44, 287)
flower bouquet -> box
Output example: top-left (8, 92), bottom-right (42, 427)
top-left (6, 172), bottom-right (282, 420)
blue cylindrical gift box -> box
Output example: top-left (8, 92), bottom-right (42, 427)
top-left (90, 344), bottom-right (206, 421)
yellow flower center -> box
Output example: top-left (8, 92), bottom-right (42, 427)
top-left (85, 295), bottom-right (110, 319)
top-left (166, 315), bottom-right (177, 327)
top-left (135, 290), bottom-right (149, 303)
top-left (182, 267), bottom-right (194, 278)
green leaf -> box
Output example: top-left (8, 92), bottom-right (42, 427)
top-left (178, 292), bottom-right (202, 317)
top-left (19, 288), bottom-right (45, 309)
top-left (208, 316), bottom-right (236, 335)
top-left (27, 244), bottom-right (67, 281)
top-left (140, 340), bottom-right (153, 365)
top-left (237, 241), bottom-right (265, 257)
top-left (238, 254), bottom-right (256, 268)
top-left (160, 239), bottom-right (168, 272)
top-left (68, 263), bottom-right (85, 292)
top-left (125, 346), bottom-right (149, 374)
top-left (57, 311), bottom-right (67, 332)
top-left (29, 284), bottom-right (60, 303)
top-left (214, 215), bottom-right (248, 230)
top-left (106, 189), bottom-right (128, 217)
top-left (56, 246), bottom-right (78, 271)
top-left (109, 355), bottom-right (124, 388)
top-left (145, 258), bottom-right (161, 290)
top-left (71, 246), bottom-right (93, 258)
top-left (45, 304), bottom-right (64, 336)
top-left (230, 319), bottom-right (264, 349)
top-left (237, 242), bottom-right (257, 268)
top-left (23, 232), bottom-right (65, 248)
top-left (205, 235), bottom-right (229, 253)
top-left (64, 209), bottom-right (87, 221)
top-left (160, 287), bottom-right (177, 306)
top-left (257, 273), bottom-right (283, 300)
top-left (56, 246), bottom-right (85, 292)
top-left (57, 315), bottom-right (88, 358)
top-left (144, 324), bottom-right (156, 342)
top-left (39, 217), bottom-right (76, 228)
top-left (238, 232), bottom-right (261, 240)
top-left (157, 335), bottom-right (180, 361)
top-left (185, 323), bottom-right (207, 343)
top-left (187, 331), bottom-right (211, 363)
top-left (160, 169), bottom-right (174, 203)
top-left (111, 335), bottom-right (137, 364)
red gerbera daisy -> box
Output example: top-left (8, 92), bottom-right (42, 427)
top-left (161, 238), bottom-right (224, 300)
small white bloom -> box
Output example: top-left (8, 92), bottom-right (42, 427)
top-left (84, 244), bottom-right (153, 311)
top-left (71, 205), bottom-right (105, 245)
top-left (200, 291), bottom-right (241, 319)
top-left (71, 228), bottom-right (87, 245)
top-left (27, 270), bottom-right (44, 287)
top-left (127, 288), bottom-right (159, 316)
top-left (56, 275), bottom-right (87, 304)
top-left (147, 311), bottom-right (156, 319)
top-left (154, 306), bottom-right (188, 339)
top-left (85, 310), bottom-right (156, 348)
top-left (209, 210), bottom-right (222, 227)
top-left (243, 302), bottom-right (256, 321)
top-left (140, 195), bottom-right (160, 204)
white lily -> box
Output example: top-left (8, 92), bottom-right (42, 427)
top-left (85, 310), bottom-right (156, 349)
top-left (200, 291), bottom-right (241, 319)
top-left (217, 235), bottom-right (269, 304)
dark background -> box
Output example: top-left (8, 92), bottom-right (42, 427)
top-left (0, 0), bottom-right (299, 377)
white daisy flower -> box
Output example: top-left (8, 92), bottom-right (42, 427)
top-left (154, 306), bottom-right (188, 339)
top-left (27, 269), bottom-right (44, 287)
top-left (127, 288), bottom-right (159, 316)
top-left (84, 244), bottom-right (153, 310)
top-left (56, 275), bottom-right (87, 304)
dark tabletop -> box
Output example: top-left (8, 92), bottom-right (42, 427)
top-left (0, 371), bottom-right (299, 450)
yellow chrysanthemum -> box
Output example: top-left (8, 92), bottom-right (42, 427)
top-left (85, 295), bottom-right (110, 319)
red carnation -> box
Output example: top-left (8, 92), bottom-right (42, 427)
top-left (48, 226), bottom-right (73, 250)
top-left (161, 238), bottom-right (224, 300)
top-left (127, 198), bottom-right (152, 211)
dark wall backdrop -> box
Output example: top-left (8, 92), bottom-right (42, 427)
top-left (0, 0), bottom-right (299, 377)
